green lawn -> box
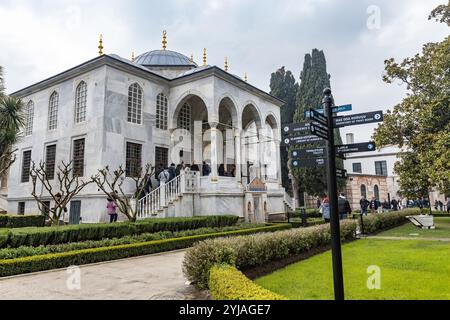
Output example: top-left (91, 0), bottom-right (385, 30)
top-left (256, 238), bottom-right (450, 300)
top-left (377, 217), bottom-right (450, 239)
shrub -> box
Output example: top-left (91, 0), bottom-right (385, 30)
top-left (209, 265), bottom-right (286, 300)
top-left (0, 215), bottom-right (45, 228)
top-left (360, 209), bottom-right (420, 234)
top-left (0, 224), bottom-right (290, 277)
top-left (183, 221), bottom-right (357, 289)
top-left (0, 224), bottom-right (267, 260)
top-left (0, 215), bottom-right (240, 249)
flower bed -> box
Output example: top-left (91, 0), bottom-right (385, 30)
top-left (0, 224), bottom-right (290, 277)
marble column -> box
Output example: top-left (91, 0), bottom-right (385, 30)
top-left (234, 129), bottom-right (242, 183)
top-left (275, 140), bottom-right (282, 185)
top-left (210, 122), bottom-right (219, 182)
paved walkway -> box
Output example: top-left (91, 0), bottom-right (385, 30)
top-left (0, 250), bottom-right (208, 300)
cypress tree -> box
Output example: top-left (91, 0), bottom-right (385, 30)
top-left (293, 49), bottom-right (345, 198)
top-left (270, 67), bottom-right (299, 192)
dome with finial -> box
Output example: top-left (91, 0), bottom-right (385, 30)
top-left (134, 50), bottom-right (197, 67)
top-left (134, 31), bottom-right (197, 68)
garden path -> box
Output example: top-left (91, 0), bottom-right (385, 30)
top-left (0, 249), bottom-right (208, 300)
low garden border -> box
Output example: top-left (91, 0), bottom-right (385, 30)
top-left (0, 215), bottom-right (45, 229)
top-left (0, 223), bottom-right (290, 277)
top-left (0, 215), bottom-right (239, 249)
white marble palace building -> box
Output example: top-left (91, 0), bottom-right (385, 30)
top-left (7, 32), bottom-right (292, 223)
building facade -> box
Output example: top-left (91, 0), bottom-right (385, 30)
top-left (7, 36), bottom-right (291, 223)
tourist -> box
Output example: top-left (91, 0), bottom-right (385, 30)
top-left (230, 164), bottom-right (236, 178)
top-left (446, 198), bottom-right (450, 213)
top-left (316, 197), bottom-right (322, 209)
top-left (107, 198), bottom-right (118, 223)
top-left (144, 174), bottom-right (153, 194)
top-left (158, 167), bottom-right (170, 185)
top-left (190, 161), bottom-right (200, 172)
top-left (202, 161), bottom-right (211, 177)
top-left (168, 163), bottom-right (177, 181)
top-left (218, 164), bottom-right (226, 177)
top-left (338, 193), bottom-right (352, 220)
top-left (321, 196), bottom-right (330, 223)
top-left (438, 200), bottom-right (444, 212)
top-left (434, 200), bottom-right (439, 211)
top-left (382, 199), bottom-right (390, 213)
top-left (176, 162), bottom-right (185, 177)
top-left (360, 197), bottom-right (370, 216)
top-left (391, 198), bottom-right (399, 211)
top-left (369, 197), bottom-right (379, 214)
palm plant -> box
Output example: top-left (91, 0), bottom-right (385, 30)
top-left (0, 95), bottom-right (25, 176)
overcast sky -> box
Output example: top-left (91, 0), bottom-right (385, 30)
top-left (1, 0), bottom-right (448, 141)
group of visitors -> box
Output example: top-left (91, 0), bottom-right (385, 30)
top-left (319, 193), bottom-right (352, 223)
top-left (218, 164), bottom-right (237, 177)
top-left (434, 199), bottom-right (450, 213)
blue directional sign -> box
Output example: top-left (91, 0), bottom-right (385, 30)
top-left (305, 104), bottom-right (353, 118)
top-left (336, 142), bottom-right (377, 155)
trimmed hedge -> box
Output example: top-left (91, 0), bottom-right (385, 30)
top-left (209, 265), bottom-right (286, 300)
top-left (0, 215), bottom-right (45, 229)
top-left (0, 224), bottom-right (266, 260)
top-left (359, 209), bottom-right (421, 234)
top-left (0, 224), bottom-right (290, 277)
top-left (0, 215), bottom-right (239, 249)
top-left (183, 221), bottom-right (358, 289)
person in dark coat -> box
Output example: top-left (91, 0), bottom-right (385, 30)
top-left (338, 193), bottom-right (352, 220)
top-left (391, 199), bottom-right (399, 211)
top-left (202, 161), bottom-right (211, 177)
top-left (370, 197), bottom-right (379, 214)
top-left (360, 197), bottom-right (370, 216)
top-left (168, 163), bottom-right (177, 181)
top-left (218, 164), bottom-right (226, 177)
top-left (190, 161), bottom-right (200, 172)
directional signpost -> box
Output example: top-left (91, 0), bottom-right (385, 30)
top-left (336, 142), bottom-right (376, 155)
top-left (336, 168), bottom-right (348, 179)
top-left (291, 157), bottom-right (326, 168)
top-left (285, 91), bottom-right (384, 301)
top-left (334, 111), bottom-right (384, 128)
top-left (305, 104), bottom-right (353, 118)
top-left (283, 135), bottom-right (325, 146)
top-left (292, 148), bottom-right (326, 159)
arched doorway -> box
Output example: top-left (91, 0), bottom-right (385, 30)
top-left (216, 97), bottom-right (238, 177)
top-left (374, 185), bottom-right (380, 201)
top-left (171, 94), bottom-right (209, 168)
top-left (262, 114), bottom-right (279, 181)
top-left (242, 104), bottom-right (262, 183)
top-left (361, 184), bottom-right (367, 199)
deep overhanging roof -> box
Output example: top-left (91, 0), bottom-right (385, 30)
top-left (10, 54), bottom-right (285, 107)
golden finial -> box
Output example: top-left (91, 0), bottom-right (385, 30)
top-left (203, 48), bottom-right (207, 66)
top-left (162, 30), bottom-right (168, 50)
top-left (131, 51), bottom-right (135, 62)
top-left (224, 57), bottom-right (229, 72)
top-left (98, 34), bottom-right (104, 56)
top-left (244, 72), bottom-right (248, 82)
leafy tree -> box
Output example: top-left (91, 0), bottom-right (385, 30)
top-left (270, 67), bottom-right (298, 192)
top-left (374, 2), bottom-right (450, 197)
top-left (292, 49), bottom-right (345, 197)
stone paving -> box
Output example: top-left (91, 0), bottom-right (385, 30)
top-left (0, 250), bottom-right (209, 300)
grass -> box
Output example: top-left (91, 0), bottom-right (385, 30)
top-left (255, 238), bottom-right (450, 300)
top-left (377, 217), bottom-right (450, 239)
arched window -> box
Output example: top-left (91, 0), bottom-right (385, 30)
top-left (25, 101), bottom-right (34, 136)
top-left (177, 102), bottom-right (192, 132)
top-left (128, 83), bottom-right (143, 124)
top-left (374, 185), bottom-right (380, 201)
top-left (156, 93), bottom-right (168, 130)
top-left (361, 184), bottom-right (367, 199)
top-left (75, 81), bottom-right (87, 123)
top-left (48, 92), bottom-right (59, 130)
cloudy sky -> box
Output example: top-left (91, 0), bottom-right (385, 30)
top-left (0, 0), bottom-right (448, 141)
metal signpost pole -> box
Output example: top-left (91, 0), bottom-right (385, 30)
top-left (324, 88), bottom-right (345, 301)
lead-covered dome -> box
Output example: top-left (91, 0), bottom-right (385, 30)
top-left (135, 50), bottom-right (197, 68)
